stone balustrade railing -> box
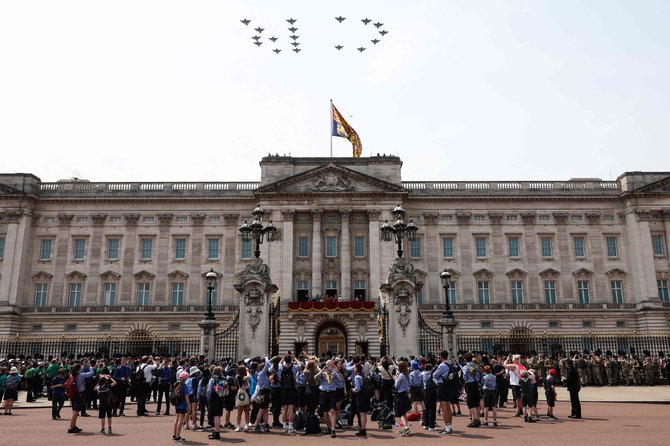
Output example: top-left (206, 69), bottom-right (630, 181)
top-left (18, 304), bottom-right (239, 314)
top-left (402, 180), bottom-right (620, 193)
top-left (419, 302), bottom-right (637, 311)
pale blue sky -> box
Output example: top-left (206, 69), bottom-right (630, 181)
top-left (0, 0), bottom-right (668, 182)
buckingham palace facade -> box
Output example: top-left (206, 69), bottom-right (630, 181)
top-left (1, 155), bottom-right (670, 358)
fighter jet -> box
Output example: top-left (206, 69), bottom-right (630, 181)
top-left (379, 30), bottom-right (388, 36)
top-left (252, 36), bottom-right (261, 41)
top-left (240, 19), bottom-right (250, 26)
top-left (254, 27), bottom-right (264, 33)
top-left (288, 27), bottom-right (298, 33)
top-left (361, 18), bottom-right (371, 25)
top-left (374, 22), bottom-right (383, 28)
top-left (269, 37), bottom-right (278, 42)
top-left (289, 35), bottom-right (299, 40)
top-left (335, 45), bottom-right (343, 50)
top-left (254, 41), bottom-right (263, 46)
top-left (335, 16), bottom-right (346, 23)
top-left (293, 48), bottom-right (301, 53)
top-left (371, 39), bottom-right (380, 45)
top-left (286, 18), bottom-right (297, 24)
top-left (357, 47), bottom-right (366, 52)
top-left (273, 49), bottom-right (281, 54)
top-left (291, 42), bottom-right (300, 47)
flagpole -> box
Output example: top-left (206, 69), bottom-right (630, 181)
top-left (329, 99), bottom-right (333, 158)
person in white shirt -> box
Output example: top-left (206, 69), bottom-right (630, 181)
top-left (136, 356), bottom-right (158, 416)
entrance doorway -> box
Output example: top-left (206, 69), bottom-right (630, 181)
top-left (509, 328), bottom-right (532, 354)
top-left (316, 323), bottom-right (347, 357)
top-left (127, 330), bottom-right (152, 356)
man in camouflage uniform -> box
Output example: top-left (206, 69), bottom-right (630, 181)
top-left (593, 355), bottom-right (604, 386)
top-left (630, 357), bottom-right (641, 386)
top-left (620, 355), bottom-right (630, 385)
top-left (652, 354), bottom-right (661, 385)
top-left (643, 354), bottom-right (655, 386)
top-left (577, 355), bottom-right (588, 386)
top-left (559, 354), bottom-right (569, 384)
top-left (585, 355), bottom-right (594, 386)
top-left (607, 356), bottom-right (619, 385)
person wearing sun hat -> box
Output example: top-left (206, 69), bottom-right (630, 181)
top-left (3, 366), bottom-right (21, 415)
top-left (172, 371), bottom-right (190, 442)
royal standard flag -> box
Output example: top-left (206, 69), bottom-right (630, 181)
top-left (331, 103), bottom-right (362, 157)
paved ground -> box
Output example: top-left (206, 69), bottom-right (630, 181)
top-left (2, 388), bottom-right (669, 446)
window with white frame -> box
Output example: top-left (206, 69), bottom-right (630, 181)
top-left (174, 238), bottom-right (186, 260)
top-left (410, 239), bottom-right (421, 258)
top-left (657, 279), bottom-right (669, 302)
top-left (511, 280), bottom-right (524, 304)
top-left (326, 236), bottom-right (337, 257)
top-left (69, 283), bottom-right (82, 307)
top-left (34, 283), bottom-right (48, 307)
top-left (40, 239), bottom-right (53, 261)
top-left (477, 281), bottom-right (490, 304)
top-left (297, 236), bottom-right (309, 257)
top-left (172, 282), bottom-right (185, 305)
top-left (0, 237), bottom-right (4, 259)
top-left (207, 238), bottom-right (219, 259)
top-left (241, 238), bottom-right (252, 259)
top-left (448, 281), bottom-right (457, 304)
top-left (573, 236), bottom-right (586, 258)
top-left (107, 238), bottom-right (119, 261)
top-left (137, 282), bottom-right (150, 306)
top-left (606, 236), bottom-right (618, 257)
top-left (651, 234), bottom-right (665, 256)
top-left (73, 238), bottom-right (86, 260)
top-left (354, 236), bottom-right (365, 257)
top-left (103, 282), bottom-right (116, 306)
top-left (475, 237), bottom-right (487, 258)
top-left (578, 280), bottom-right (590, 304)
top-left (540, 236), bottom-right (553, 257)
top-left (610, 280), bottom-right (624, 303)
top-left (140, 238), bottom-right (153, 260)
top-left (544, 280), bottom-right (557, 304)
top-left (204, 282), bottom-right (217, 305)
top-left (508, 236), bottom-right (520, 257)
top-left (443, 237), bottom-right (454, 258)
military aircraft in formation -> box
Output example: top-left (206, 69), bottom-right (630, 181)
top-left (379, 30), bottom-right (388, 36)
top-left (335, 16), bottom-right (345, 23)
top-left (241, 19), bottom-right (250, 25)
top-left (361, 18), bottom-right (371, 25)
top-left (288, 27), bottom-right (298, 32)
top-left (371, 39), bottom-right (380, 45)
top-left (335, 45), bottom-right (343, 50)
top-left (287, 18), bottom-right (297, 24)
top-left (269, 36), bottom-right (278, 42)
top-left (254, 27), bottom-right (264, 33)
top-left (293, 48), bottom-right (301, 53)
top-left (254, 41), bottom-right (262, 47)
top-left (273, 49), bottom-right (281, 54)
top-left (357, 47), bottom-right (366, 52)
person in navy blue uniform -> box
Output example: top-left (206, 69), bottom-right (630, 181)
top-left (432, 350), bottom-right (453, 435)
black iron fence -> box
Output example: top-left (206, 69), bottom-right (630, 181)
top-left (214, 310), bottom-right (239, 359)
top-left (418, 310), bottom-right (442, 356)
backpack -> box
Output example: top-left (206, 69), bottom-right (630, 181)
top-left (96, 384), bottom-right (112, 403)
top-left (135, 365), bottom-right (147, 382)
top-left (304, 413), bottom-right (322, 435)
top-left (361, 375), bottom-right (375, 397)
top-left (214, 378), bottom-right (229, 398)
top-left (169, 382), bottom-right (183, 405)
top-left (371, 401), bottom-right (392, 422)
top-left (379, 410), bottom-right (395, 430)
top-left (425, 372), bottom-right (437, 394)
top-left (64, 375), bottom-right (78, 399)
top-left (293, 411), bottom-right (305, 430)
top-left (5, 375), bottom-right (18, 391)
top-left (281, 365), bottom-right (295, 389)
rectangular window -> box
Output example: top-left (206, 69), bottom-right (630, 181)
top-left (40, 239), bottom-right (52, 261)
top-left (0, 237), bottom-right (4, 259)
top-left (137, 283), bottom-right (150, 306)
top-left (66, 324), bottom-right (77, 332)
top-left (297, 236), bottom-right (309, 257)
top-left (610, 280), bottom-right (624, 303)
top-left (354, 236), bottom-right (365, 257)
top-left (582, 321), bottom-right (593, 328)
top-left (616, 320), bottom-right (626, 328)
top-left (606, 236), bottom-right (618, 257)
top-left (204, 282), bottom-right (218, 305)
top-left (32, 324), bottom-right (43, 332)
top-left (544, 281), bottom-right (557, 304)
top-left (477, 281), bottom-right (490, 304)
top-left (416, 288), bottom-right (423, 304)
top-left (481, 321), bottom-right (492, 329)
top-left (511, 281), bottom-right (524, 304)
top-left (103, 282), bottom-right (116, 306)
top-left (540, 237), bottom-right (553, 257)
top-left (548, 321), bottom-right (559, 329)
top-left (652, 234), bottom-right (665, 255)
top-left (508, 237), bottom-right (520, 257)
top-left (326, 236), bottom-right (337, 257)
top-left (410, 239), bottom-right (421, 258)
top-left (442, 237), bottom-right (454, 258)
top-left (107, 238), bottom-right (119, 260)
top-left (73, 238), bottom-right (86, 260)
top-left (140, 238), bottom-right (153, 260)
top-left (573, 237), bottom-right (585, 257)
top-left (297, 281), bottom-right (309, 291)
top-left (34, 283), bottom-right (48, 307)
top-left (448, 281), bottom-right (457, 304)
top-left (207, 238), bottom-right (219, 259)
top-left (475, 237), bottom-right (487, 258)
top-left (171, 282), bottom-right (185, 305)
top-left (101, 324), bottom-right (112, 332)
top-left (578, 280), bottom-right (590, 304)
top-left (174, 238), bottom-right (186, 260)
top-left (241, 238), bottom-right (252, 258)
top-left (659, 279), bottom-right (670, 302)
top-left (69, 283), bottom-right (82, 307)
top-left (169, 323), bottom-right (181, 331)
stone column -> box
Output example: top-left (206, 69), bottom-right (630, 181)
top-left (281, 210), bottom-right (295, 301)
top-left (199, 318), bottom-right (219, 359)
top-left (88, 214), bottom-right (106, 304)
top-left (120, 214), bottom-right (139, 304)
top-left (311, 210), bottom-right (322, 297)
top-left (423, 213), bottom-right (439, 303)
top-left (222, 214), bottom-right (240, 305)
top-left (234, 260), bottom-right (278, 357)
top-left (379, 257), bottom-right (423, 358)
top-left (53, 214), bottom-right (74, 306)
top-left (156, 214), bottom-right (173, 304)
top-left (625, 208), bottom-right (657, 301)
top-left (367, 209), bottom-right (381, 299)
top-left (340, 210), bottom-right (351, 299)
top-left (0, 210), bottom-right (33, 306)
top-left (439, 316), bottom-right (459, 359)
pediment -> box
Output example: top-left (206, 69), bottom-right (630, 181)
top-left (572, 268), bottom-right (594, 278)
top-left (539, 268), bottom-right (560, 278)
top-left (255, 163), bottom-right (406, 195)
top-left (606, 268), bottom-right (626, 278)
top-left (65, 270), bottom-right (87, 280)
top-left (99, 270), bottom-right (121, 280)
top-left (133, 270), bottom-right (155, 280)
top-left (167, 270), bottom-right (189, 280)
top-left (32, 271), bottom-right (53, 281)
top-left (473, 268), bottom-right (494, 279)
top-left (634, 175), bottom-right (670, 194)
top-left (506, 268), bottom-right (527, 278)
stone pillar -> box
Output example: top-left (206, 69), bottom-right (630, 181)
top-left (311, 210), bottom-right (322, 297)
top-left (222, 214), bottom-right (240, 305)
top-left (0, 210), bottom-right (33, 306)
top-left (367, 209), bottom-right (381, 298)
top-left (281, 210), bottom-right (295, 301)
top-left (625, 208), bottom-right (658, 301)
top-left (379, 257), bottom-right (423, 358)
top-left (423, 213), bottom-right (439, 303)
top-left (234, 260), bottom-right (278, 357)
top-left (341, 210), bottom-right (351, 300)
top-left (439, 317), bottom-right (459, 359)
top-left (199, 318), bottom-right (219, 359)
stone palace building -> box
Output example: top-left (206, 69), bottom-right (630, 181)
top-left (1, 155), bottom-right (669, 358)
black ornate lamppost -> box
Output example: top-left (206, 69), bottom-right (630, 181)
top-left (239, 204), bottom-right (278, 259)
top-left (204, 268), bottom-right (218, 320)
top-left (439, 269), bottom-right (453, 319)
top-left (380, 204), bottom-right (418, 258)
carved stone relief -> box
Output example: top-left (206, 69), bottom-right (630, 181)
top-left (307, 171), bottom-right (354, 192)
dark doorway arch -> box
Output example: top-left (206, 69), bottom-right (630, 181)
top-left (127, 330), bottom-right (152, 356)
top-left (315, 321), bottom-right (348, 358)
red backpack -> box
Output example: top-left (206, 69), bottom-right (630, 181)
top-left (64, 375), bottom-right (78, 399)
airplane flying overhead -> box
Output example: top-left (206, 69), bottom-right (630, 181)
top-left (254, 41), bottom-right (263, 46)
top-left (286, 18), bottom-right (297, 24)
top-left (371, 39), bottom-right (380, 45)
top-left (254, 27), bottom-right (264, 33)
top-left (252, 36), bottom-right (261, 41)
top-left (374, 22), bottom-right (383, 28)
top-left (240, 19), bottom-right (250, 26)
top-left (335, 45), bottom-right (343, 50)
top-left (357, 47), bottom-right (366, 52)
top-left (361, 18), bottom-right (371, 25)
top-left (335, 16), bottom-right (345, 23)
top-left (273, 49), bottom-right (281, 54)
top-left (289, 35), bottom-right (299, 40)
top-left (379, 30), bottom-right (388, 36)
top-left (269, 37), bottom-right (278, 42)
top-left (288, 27), bottom-right (298, 32)
top-left (293, 48), bottom-right (301, 53)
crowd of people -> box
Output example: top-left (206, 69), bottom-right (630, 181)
top-left (0, 349), bottom-right (668, 441)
